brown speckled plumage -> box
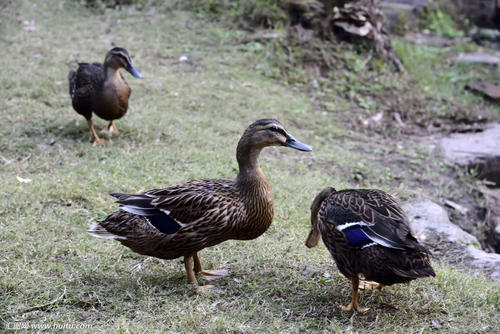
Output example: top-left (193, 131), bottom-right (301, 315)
top-left (89, 119), bottom-right (312, 287)
top-left (68, 47), bottom-right (142, 145)
top-left (101, 177), bottom-right (270, 259)
top-left (306, 187), bottom-right (435, 311)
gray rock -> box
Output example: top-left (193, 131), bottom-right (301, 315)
top-left (381, 0), bottom-right (431, 11)
top-left (405, 32), bottom-right (466, 47)
top-left (455, 52), bottom-right (500, 65)
top-left (301, 265), bottom-right (319, 278)
top-left (466, 245), bottom-right (500, 280)
top-left (403, 201), bottom-right (479, 246)
top-left (495, 216), bottom-right (500, 235)
top-left (465, 82), bottom-right (500, 102)
top-left (480, 187), bottom-right (500, 253)
top-left (440, 123), bottom-right (500, 166)
top-left (404, 200), bottom-right (500, 280)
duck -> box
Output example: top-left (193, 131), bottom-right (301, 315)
top-left (68, 47), bottom-right (143, 146)
top-left (305, 187), bottom-right (435, 312)
top-left (88, 119), bottom-right (312, 289)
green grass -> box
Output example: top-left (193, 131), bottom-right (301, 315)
top-left (421, 7), bottom-right (465, 38)
top-left (0, 1), bottom-right (499, 333)
top-left (394, 39), bottom-right (498, 103)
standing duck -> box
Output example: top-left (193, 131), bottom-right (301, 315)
top-left (89, 119), bottom-right (312, 289)
top-left (68, 47), bottom-right (143, 146)
top-left (305, 187), bottom-right (435, 312)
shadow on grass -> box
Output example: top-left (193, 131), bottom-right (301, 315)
top-left (22, 120), bottom-right (139, 146)
top-left (80, 271), bottom-right (191, 299)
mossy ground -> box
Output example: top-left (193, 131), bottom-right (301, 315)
top-left (0, 1), bottom-right (499, 333)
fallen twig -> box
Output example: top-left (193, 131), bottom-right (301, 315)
top-left (21, 288), bottom-right (66, 314)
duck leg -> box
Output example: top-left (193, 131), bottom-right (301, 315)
top-left (101, 120), bottom-right (119, 136)
top-left (338, 277), bottom-right (370, 313)
top-left (184, 256), bottom-right (197, 285)
top-left (193, 252), bottom-right (229, 281)
top-left (87, 119), bottom-right (104, 146)
top-left (185, 255), bottom-right (214, 292)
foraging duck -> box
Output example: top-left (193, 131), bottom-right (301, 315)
top-left (68, 47), bottom-right (143, 146)
top-left (89, 119), bottom-right (312, 289)
top-left (305, 187), bottom-right (435, 312)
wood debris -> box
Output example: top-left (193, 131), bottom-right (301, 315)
top-left (328, 0), bottom-right (405, 72)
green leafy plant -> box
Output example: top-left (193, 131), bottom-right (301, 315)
top-left (422, 7), bottom-right (465, 38)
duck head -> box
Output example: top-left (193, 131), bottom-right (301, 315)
top-left (305, 187), bottom-right (336, 248)
top-left (239, 118), bottom-right (312, 151)
top-left (104, 47), bottom-right (143, 78)
top-left (236, 118), bottom-right (312, 173)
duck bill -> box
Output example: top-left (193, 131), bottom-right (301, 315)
top-left (284, 136), bottom-right (312, 152)
top-left (305, 226), bottom-right (321, 248)
top-left (125, 63), bottom-right (143, 79)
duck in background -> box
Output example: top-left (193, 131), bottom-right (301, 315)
top-left (68, 47), bottom-right (143, 145)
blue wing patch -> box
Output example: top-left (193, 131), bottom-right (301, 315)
top-left (144, 212), bottom-right (182, 234)
top-left (326, 203), bottom-right (403, 250)
top-left (327, 204), bottom-right (377, 249)
top-left (343, 227), bottom-right (376, 249)
top-left (120, 205), bottom-right (183, 235)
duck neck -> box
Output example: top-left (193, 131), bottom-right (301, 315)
top-left (237, 144), bottom-right (262, 175)
top-left (105, 66), bottom-right (121, 82)
top-left (236, 143), bottom-right (270, 197)
top-left (234, 140), bottom-right (274, 239)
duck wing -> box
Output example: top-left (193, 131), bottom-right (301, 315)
top-left (69, 63), bottom-right (104, 102)
top-left (110, 179), bottom-right (245, 235)
top-left (325, 189), bottom-right (427, 252)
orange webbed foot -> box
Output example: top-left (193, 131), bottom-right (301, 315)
top-left (199, 269), bottom-right (229, 281)
top-left (92, 137), bottom-right (106, 146)
top-left (359, 280), bottom-right (385, 291)
top-left (337, 302), bottom-right (370, 313)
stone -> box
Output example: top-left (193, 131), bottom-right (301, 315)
top-left (479, 186), bottom-right (500, 253)
top-left (301, 265), bottom-right (319, 277)
top-left (466, 245), bottom-right (500, 280)
top-left (381, 0), bottom-right (432, 12)
top-left (455, 52), bottom-right (500, 65)
top-left (440, 123), bottom-right (500, 166)
top-left (404, 200), bottom-right (500, 280)
top-left (466, 82), bottom-right (500, 102)
top-left (403, 201), bottom-right (479, 246)
top-left (405, 32), bottom-right (464, 47)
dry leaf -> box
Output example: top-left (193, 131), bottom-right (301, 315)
top-left (16, 176), bottom-right (32, 183)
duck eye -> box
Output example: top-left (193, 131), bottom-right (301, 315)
top-left (270, 125), bottom-right (278, 132)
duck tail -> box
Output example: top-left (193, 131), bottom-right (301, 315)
top-left (392, 250), bottom-right (436, 279)
top-left (88, 221), bottom-right (127, 240)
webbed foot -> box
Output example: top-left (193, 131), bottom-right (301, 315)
top-left (101, 121), bottom-right (119, 136)
top-left (199, 269), bottom-right (229, 281)
top-left (359, 280), bottom-right (384, 291)
top-left (92, 137), bottom-right (106, 146)
top-left (337, 277), bottom-right (370, 313)
top-left (337, 302), bottom-right (370, 313)
top-left (195, 284), bottom-right (216, 293)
